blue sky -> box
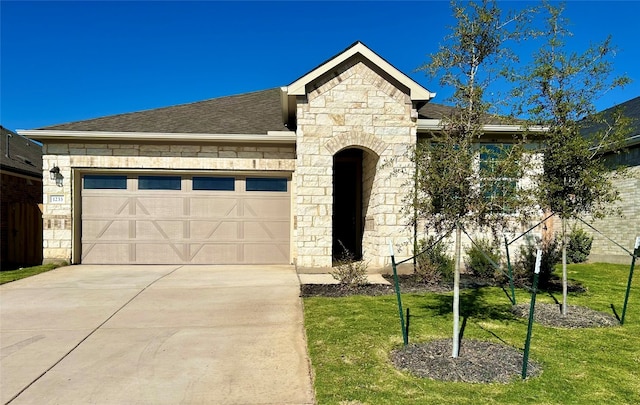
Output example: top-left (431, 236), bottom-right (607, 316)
top-left (1, 1), bottom-right (639, 131)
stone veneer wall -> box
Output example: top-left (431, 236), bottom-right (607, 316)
top-left (552, 165), bottom-right (640, 264)
top-left (294, 61), bottom-right (417, 269)
top-left (41, 142), bottom-right (296, 264)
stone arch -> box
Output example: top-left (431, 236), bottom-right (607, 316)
top-left (324, 132), bottom-right (388, 157)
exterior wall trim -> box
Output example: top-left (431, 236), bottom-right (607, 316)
top-left (20, 130), bottom-right (297, 144)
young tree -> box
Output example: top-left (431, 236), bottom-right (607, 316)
top-left (517, 2), bottom-right (632, 315)
top-left (416, 0), bottom-right (535, 357)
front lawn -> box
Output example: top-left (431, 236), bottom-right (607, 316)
top-left (303, 263), bottom-right (640, 404)
top-left (0, 263), bottom-right (63, 284)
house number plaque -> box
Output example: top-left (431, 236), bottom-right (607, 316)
top-left (49, 195), bottom-right (65, 204)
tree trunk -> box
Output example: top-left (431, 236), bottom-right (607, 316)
top-left (452, 224), bottom-right (462, 358)
top-left (562, 218), bottom-right (568, 316)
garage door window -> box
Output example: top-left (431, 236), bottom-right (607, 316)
top-left (138, 176), bottom-right (181, 190)
top-left (193, 176), bottom-right (235, 191)
top-left (84, 175), bottom-right (127, 189)
top-left (246, 177), bottom-right (287, 192)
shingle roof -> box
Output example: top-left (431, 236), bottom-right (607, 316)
top-left (417, 102), bottom-right (514, 125)
top-left (39, 83), bottom-right (525, 136)
top-left (417, 103), bottom-right (457, 120)
top-left (581, 96), bottom-right (640, 140)
top-left (41, 88), bottom-right (287, 134)
top-left (0, 126), bottom-right (43, 178)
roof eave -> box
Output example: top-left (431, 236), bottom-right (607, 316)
top-left (417, 119), bottom-right (548, 135)
top-left (19, 130), bottom-right (297, 144)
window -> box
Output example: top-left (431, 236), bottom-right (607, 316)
top-left (246, 177), bottom-right (287, 192)
top-left (481, 179), bottom-right (517, 212)
top-left (138, 176), bottom-right (181, 190)
top-left (84, 175), bottom-right (127, 190)
top-left (478, 144), bottom-right (517, 213)
top-left (193, 177), bottom-right (235, 191)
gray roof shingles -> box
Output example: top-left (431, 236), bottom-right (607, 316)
top-left (41, 88), bottom-right (287, 135)
top-left (581, 96), bottom-right (640, 140)
top-left (40, 82), bottom-right (527, 135)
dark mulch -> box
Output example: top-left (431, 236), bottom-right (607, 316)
top-left (511, 302), bottom-right (620, 328)
top-left (391, 339), bottom-right (541, 383)
top-left (300, 274), bottom-right (492, 297)
top-left (300, 282), bottom-right (395, 297)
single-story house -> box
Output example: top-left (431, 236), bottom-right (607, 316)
top-left (1, 126), bottom-right (43, 269)
top-left (21, 41), bottom-right (531, 271)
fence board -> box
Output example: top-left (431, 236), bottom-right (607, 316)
top-left (5, 202), bottom-right (43, 266)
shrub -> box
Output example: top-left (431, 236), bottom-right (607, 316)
top-left (464, 238), bottom-right (502, 279)
top-left (566, 226), bottom-right (593, 263)
top-left (415, 237), bottom-right (454, 284)
top-left (331, 242), bottom-right (368, 287)
top-left (512, 235), bottom-right (561, 288)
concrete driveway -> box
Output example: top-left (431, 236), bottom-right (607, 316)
top-left (0, 265), bottom-right (315, 405)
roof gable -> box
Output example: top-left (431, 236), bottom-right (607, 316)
top-left (285, 41), bottom-right (435, 102)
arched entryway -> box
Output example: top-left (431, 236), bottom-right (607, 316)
top-left (332, 148), bottom-right (364, 261)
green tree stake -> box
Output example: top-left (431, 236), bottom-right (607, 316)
top-left (621, 237), bottom-right (640, 325)
top-left (523, 248), bottom-right (542, 379)
top-left (390, 242), bottom-right (408, 346)
top-left (505, 235), bottom-right (516, 305)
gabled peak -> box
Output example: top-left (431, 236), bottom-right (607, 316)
top-left (284, 41), bottom-right (435, 102)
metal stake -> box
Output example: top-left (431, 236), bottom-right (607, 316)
top-left (523, 248), bottom-right (542, 379)
top-left (390, 241), bottom-right (408, 346)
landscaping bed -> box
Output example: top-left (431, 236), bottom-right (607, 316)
top-left (302, 269), bottom-right (622, 388)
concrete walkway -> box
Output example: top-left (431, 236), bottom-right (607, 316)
top-left (0, 265), bottom-right (315, 405)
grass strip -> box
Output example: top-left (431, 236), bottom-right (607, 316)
top-left (0, 263), bottom-right (64, 285)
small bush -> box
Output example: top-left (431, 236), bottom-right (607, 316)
top-left (512, 236), bottom-right (561, 288)
top-left (566, 226), bottom-right (593, 263)
top-left (331, 242), bottom-right (368, 287)
top-left (465, 238), bottom-right (502, 279)
top-left (415, 237), bottom-right (454, 284)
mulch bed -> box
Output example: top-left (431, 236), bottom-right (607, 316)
top-left (300, 274), bottom-right (487, 297)
top-left (302, 274), bottom-right (619, 383)
top-left (390, 339), bottom-right (541, 383)
top-left (511, 303), bottom-right (620, 328)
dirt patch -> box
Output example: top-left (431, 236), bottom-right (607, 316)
top-left (391, 339), bottom-right (541, 383)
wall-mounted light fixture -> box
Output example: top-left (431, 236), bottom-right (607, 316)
top-left (49, 165), bottom-right (63, 187)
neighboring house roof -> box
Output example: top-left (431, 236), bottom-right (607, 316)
top-left (41, 88), bottom-right (287, 135)
top-left (582, 96), bottom-right (640, 145)
top-left (0, 126), bottom-right (43, 178)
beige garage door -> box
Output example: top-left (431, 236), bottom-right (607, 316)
top-left (81, 174), bottom-right (290, 264)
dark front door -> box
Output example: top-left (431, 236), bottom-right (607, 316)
top-left (333, 149), bottom-right (363, 261)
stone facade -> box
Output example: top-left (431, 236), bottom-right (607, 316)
top-left (294, 61), bottom-right (416, 269)
top-left (41, 142), bottom-right (296, 264)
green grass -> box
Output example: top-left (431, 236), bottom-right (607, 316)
top-left (0, 263), bottom-right (64, 284)
top-left (303, 263), bottom-right (640, 404)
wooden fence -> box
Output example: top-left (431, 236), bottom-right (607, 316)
top-left (1, 202), bottom-right (43, 268)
